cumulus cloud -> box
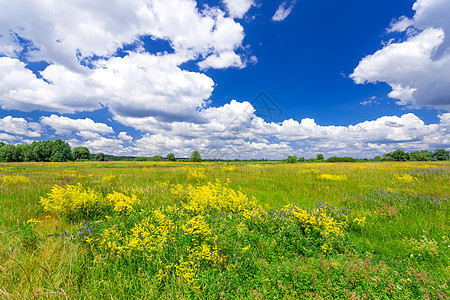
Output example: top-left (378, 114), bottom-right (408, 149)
top-left (222, 0), bottom-right (255, 18)
top-left (40, 115), bottom-right (114, 136)
top-left (352, 0), bottom-right (450, 110)
top-left (387, 16), bottom-right (414, 33)
top-left (0, 0), bottom-right (247, 122)
top-left (198, 51), bottom-right (244, 70)
top-left (272, 0), bottom-right (297, 22)
top-left (93, 53), bottom-right (215, 121)
top-left (0, 53), bottom-right (215, 121)
top-left (0, 0), bottom-right (247, 70)
top-left (118, 132), bottom-right (133, 142)
top-left (0, 116), bottom-right (41, 138)
top-left (0, 57), bottom-right (101, 113)
top-left (79, 101), bottom-right (450, 159)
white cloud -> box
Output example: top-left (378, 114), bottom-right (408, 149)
top-left (272, 0), bottom-right (297, 22)
top-left (68, 137), bottom-right (129, 156)
top-left (40, 115), bottom-right (114, 136)
top-left (0, 116), bottom-right (41, 137)
top-left (198, 51), bottom-right (244, 70)
top-left (0, 0), bottom-right (249, 121)
top-left (0, 0), bottom-right (247, 70)
top-left (0, 57), bottom-right (101, 113)
top-left (93, 53), bottom-right (215, 121)
top-left (118, 132), bottom-right (133, 142)
top-left (96, 100), bottom-right (450, 159)
top-left (0, 53), bottom-right (215, 121)
top-left (35, 104), bottom-right (449, 159)
top-left (222, 0), bottom-right (255, 18)
top-left (0, 133), bottom-right (16, 143)
top-left (352, 0), bottom-right (450, 109)
top-left (387, 16), bottom-right (414, 33)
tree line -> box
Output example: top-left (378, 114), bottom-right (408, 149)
top-left (284, 149), bottom-right (449, 163)
top-left (1, 140), bottom-right (448, 163)
top-left (0, 140), bottom-right (106, 162)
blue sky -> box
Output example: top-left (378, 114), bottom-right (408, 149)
top-left (0, 0), bottom-right (449, 159)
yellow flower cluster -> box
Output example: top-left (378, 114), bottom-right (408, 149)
top-left (248, 164), bottom-right (263, 168)
top-left (40, 184), bottom-right (102, 220)
top-left (155, 181), bottom-right (169, 189)
top-left (40, 183), bottom-right (140, 220)
top-left (68, 180), bottom-right (352, 289)
top-left (286, 205), bottom-right (348, 240)
top-left (220, 165), bottom-right (237, 172)
top-left (2, 175), bottom-right (30, 184)
top-left (101, 174), bottom-right (117, 183)
top-left (352, 164), bottom-right (368, 170)
top-left (353, 216), bottom-right (366, 227)
top-left (395, 173), bottom-right (418, 183)
top-left (170, 180), bottom-right (258, 214)
top-left (99, 207), bottom-right (221, 288)
top-left (187, 168), bottom-right (206, 180)
top-left (318, 173), bottom-right (347, 181)
top-left (101, 209), bottom-right (175, 255)
top-left (26, 218), bottom-right (42, 225)
top-left (107, 191), bottom-right (140, 213)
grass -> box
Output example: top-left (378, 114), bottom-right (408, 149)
top-left (0, 161), bottom-right (448, 299)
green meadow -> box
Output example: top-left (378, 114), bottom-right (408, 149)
top-left (0, 161), bottom-right (449, 299)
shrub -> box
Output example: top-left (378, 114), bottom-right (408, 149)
top-left (40, 184), bottom-right (105, 221)
top-left (167, 153), bottom-right (176, 161)
top-left (190, 151), bottom-right (202, 162)
top-left (95, 153), bottom-right (106, 161)
top-left (433, 149), bottom-right (449, 161)
top-left (286, 155), bottom-right (297, 163)
top-left (72, 147), bottom-right (91, 160)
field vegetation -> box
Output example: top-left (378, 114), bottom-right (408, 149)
top-left (0, 161), bottom-right (448, 299)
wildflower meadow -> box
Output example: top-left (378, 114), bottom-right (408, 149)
top-left (0, 161), bottom-right (448, 299)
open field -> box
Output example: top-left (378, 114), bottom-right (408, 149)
top-left (0, 161), bottom-right (449, 299)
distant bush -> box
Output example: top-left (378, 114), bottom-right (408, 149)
top-left (286, 155), bottom-right (297, 163)
top-left (433, 149), bottom-right (449, 161)
top-left (72, 147), bottom-right (90, 160)
top-left (190, 151), bottom-right (202, 162)
top-left (95, 153), bottom-right (106, 161)
top-left (167, 153), bottom-right (176, 161)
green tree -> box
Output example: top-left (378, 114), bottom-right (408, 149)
top-left (72, 147), bottom-right (91, 160)
top-left (433, 149), bottom-right (449, 161)
top-left (50, 139), bottom-right (73, 162)
top-left (316, 154), bottom-right (324, 161)
top-left (167, 153), bottom-right (176, 161)
top-left (15, 144), bottom-right (30, 162)
top-left (27, 140), bottom-right (53, 162)
top-left (381, 153), bottom-right (394, 161)
top-left (95, 153), bottom-right (106, 161)
top-left (190, 150), bottom-right (202, 162)
top-left (297, 156), bottom-right (305, 162)
top-left (410, 151), bottom-right (430, 161)
top-left (390, 149), bottom-right (409, 161)
top-left (0, 144), bottom-right (19, 162)
top-left (420, 150), bottom-right (434, 160)
top-left (286, 155), bottom-right (297, 163)
top-left (0, 142), bottom-right (4, 148)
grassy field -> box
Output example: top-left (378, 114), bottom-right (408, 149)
top-left (0, 161), bottom-right (448, 299)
